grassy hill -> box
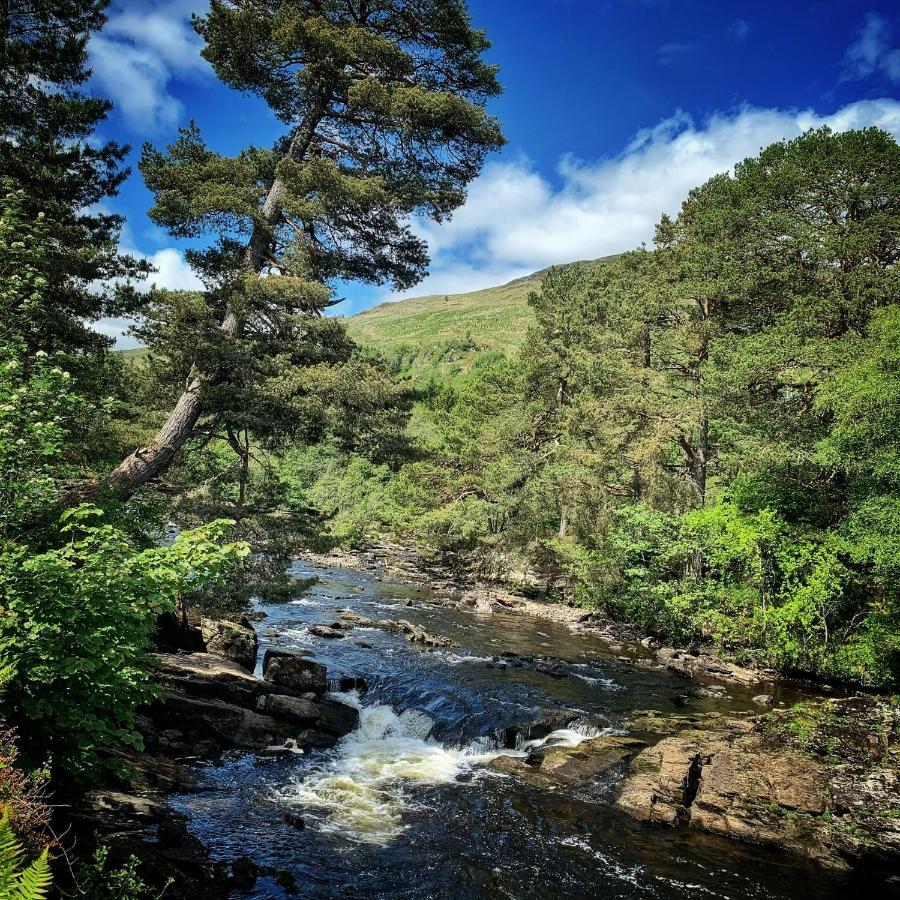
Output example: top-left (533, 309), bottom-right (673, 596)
top-left (345, 256), bottom-right (612, 378)
top-left (116, 257), bottom-right (611, 379)
top-left (118, 347), bottom-right (150, 365)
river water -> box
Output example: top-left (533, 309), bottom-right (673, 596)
top-left (171, 559), bottom-right (878, 898)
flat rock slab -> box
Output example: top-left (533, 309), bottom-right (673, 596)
top-left (486, 735), bottom-right (646, 787)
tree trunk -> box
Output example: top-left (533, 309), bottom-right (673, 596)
top-left (66, 104), bottom-right (326, 505)
top-left (687, 414), bottom-right (708, 579)
top-left (693, 414), bottom-right (708, 507)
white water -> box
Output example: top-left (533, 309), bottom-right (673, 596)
top-left (279, 695), bottom-right (609, 844)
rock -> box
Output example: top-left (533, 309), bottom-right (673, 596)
top-left (487, 735), bottom-right (646, 787)
top-left (155, 612), bottom-right (205, 652)
top-left (230, 856), bottom-right (259, 890)
top-left (752, 694), bottom-right (774, 706)
top-left (535, 661), bottom-right (568, 678)
top-left (263, 694), bottom-right (321, 725)
top-left (502, 709), bottom-right (577, 748)
top-left (655, 646), bottom-right (764, 684)
top-left (82, 790), bottom-right (167, 827)
top-left (157, 819), bottom-right (208, 858)
top-left (153, 691), bottom-right (298, 752)
top-left (263, 649), bottom-right (328, 694)
top-left (154, 652), bottom-right (265, 706)
top-left (308, 624), bottom-right (345, 639)
top-left (284, 812), bottom-right (306, 830)
top-left (317, 697), bottom-right (360, 736)
top-left (201, 617), bottom-right (259, 672)
top-left (616, 698), bottom-right (900, 871)
top-left (392, 619), bottom-right (454, 647)
top-left (338, 676), bottom-right (368, 693)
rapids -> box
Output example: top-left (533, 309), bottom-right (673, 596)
top-left (169, 559), bottom-right (880, 898)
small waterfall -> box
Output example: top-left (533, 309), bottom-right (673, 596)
top-left (279, 694), bottom-right (501, 845)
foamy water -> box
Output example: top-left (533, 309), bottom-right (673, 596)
top-left (279, 695), bottom-right (609, 843)
top-left (279, 694), bottom-right (497, 843)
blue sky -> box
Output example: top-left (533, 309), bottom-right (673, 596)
top-left (90, 0), bottom-right (900, 346)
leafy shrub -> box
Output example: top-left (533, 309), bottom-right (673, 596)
top-left (0, 507), bottom-right (248, 781)
top-left (74, 845), bottom-right (165, 899)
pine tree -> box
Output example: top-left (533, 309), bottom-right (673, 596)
top-left (0, 0), bottom-right (146, 356)
top-left (95, 0), bottom-right (504, 500)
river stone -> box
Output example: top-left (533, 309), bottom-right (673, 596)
top-left (487, 735), bottom-right (645, 787)
top-left (317, 697), bottom-right (360, 736)
top-left (752, 694), bottom-right (774, 705)
top-left (263, 649), bottom-right (328, 694)
top-left (264, 694), bottom-right (321, 725)
top-left (339, 676), bottom-right (368, 693)
top-left (201, 617), bottom-right (259, 672)
top-left (308, 624), bottom-right (345, 639)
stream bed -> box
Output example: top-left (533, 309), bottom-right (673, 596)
top-left (171, 559), bottom-right (879, 898)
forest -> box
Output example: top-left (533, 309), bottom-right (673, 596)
top-left (0, 0), bottom-right (898, 897)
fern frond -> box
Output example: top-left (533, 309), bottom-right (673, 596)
top-left (0, 812), bottom-right (25, 893)
top-left (12, 847), bottom-right (52, 899)
top-left (0, 814), bottom-right (51, 899)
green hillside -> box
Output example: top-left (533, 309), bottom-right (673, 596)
top-left (345, 256), bottom-right (613, 377)
top-left (118, 347), bottom-right (150, 365)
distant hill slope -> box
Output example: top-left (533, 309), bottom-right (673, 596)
top-left (345, 256), bottom-right (613, 377)
top-left (116, 257), bottom-right (612, 378)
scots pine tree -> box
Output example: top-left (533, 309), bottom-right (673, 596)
top-left (100, 0), bottom-right (504, 499)
top-left (0, 0), bottom-right (146, 356)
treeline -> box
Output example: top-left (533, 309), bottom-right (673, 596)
top-left (295, 127), bottom-right (900, 688)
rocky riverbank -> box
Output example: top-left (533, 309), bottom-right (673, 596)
top-left (69, 616), bottom-right (362, 898)
top-left (484, 697), bottom-right (900, 877)
top-left (303, 545), bottom-right (778, 687)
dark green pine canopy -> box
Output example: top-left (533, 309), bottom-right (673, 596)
top-left (103, 0), bottom-right (505, 499)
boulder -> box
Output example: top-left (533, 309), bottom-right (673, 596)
top-left (317, 697), bottom-right (360, 736)
top-left (154, 651), bottom-right (265, 706)
top-left (263, 694), bottom-right (321, 725)
top-left (487, 735), bottom-right (645, 787)
top-left (263, 649), bottom-right (328, 694)
top-left (308, 624), bottom-right (345, 639)
top-left (201, 617), bottom-right (259, 672)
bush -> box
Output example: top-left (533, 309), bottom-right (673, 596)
top-left (0, 507), bottom-right (247, 781)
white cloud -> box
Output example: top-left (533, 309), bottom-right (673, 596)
top-left (89, 1), bottom-right (210, 133)
top-left (844, 13), bottom-right (900, 83)
top-left (384, 98), bottom-right (900, 303)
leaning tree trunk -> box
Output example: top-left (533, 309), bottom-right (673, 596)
top-left (64, 107), bottom-right (325, 505)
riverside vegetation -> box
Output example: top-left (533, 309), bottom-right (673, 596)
top-left (0, 0), bottom-right (898, 896)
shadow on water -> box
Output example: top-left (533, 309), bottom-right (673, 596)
top-left (170, 560), bottom-right (884, 899)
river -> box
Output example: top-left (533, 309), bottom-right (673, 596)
top-left (170, 558), bottom-right (877, 898)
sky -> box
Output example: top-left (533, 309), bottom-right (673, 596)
top-left (89, 0), bottom-right (900, 347)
